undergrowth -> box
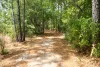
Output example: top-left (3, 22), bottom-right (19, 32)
top-left (64, 18), bottom-right (100, 57)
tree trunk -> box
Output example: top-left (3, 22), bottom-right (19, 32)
top-left (92, 0), bottom-right (100, 44)
top-left (92, 0), bottom-right (100, 23)
top-left (41, 0), bottom-right (44, 34)
top-left (41, 10), bottom-right (44, 34)
top-left (11, 0), bottom-right (18, 41)
top-left (22, 0), bottom-right (25, 41)
top-left (57, 4), bottom-right (60, 32)
top-left (17, 0), bottom-right (22, 42)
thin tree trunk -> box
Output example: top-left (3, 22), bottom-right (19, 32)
top-left (22, 0), bottom-right (25, 41)
top-left (41, 12), bottom-right (44, 33)
top-left (11, 0), bottom-right (18, 41)
top-left (17, 0), bottom-right (22, 42)
top-left (57, 3), bottom-right (60, 32)
top-left (41, 0), bottom-right (44, 34)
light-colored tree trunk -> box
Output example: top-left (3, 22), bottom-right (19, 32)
top-left (92, 0), bottom-right (100, 43)
top-left (92, 0), bottom-right (100, 23)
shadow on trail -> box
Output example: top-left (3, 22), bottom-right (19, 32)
top-left (39, 32), bottom-right (62, 36)
top-left (51, 38), bottom-right (77, 60)
top-left (1, 32), bottom-right (78, 67)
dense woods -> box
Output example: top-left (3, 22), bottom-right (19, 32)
top-left (0, 0), bottom-right (100, 66)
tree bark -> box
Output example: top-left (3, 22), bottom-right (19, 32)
top-left (17, 0), bottom-right (22, 42)
top-left (22, 0), bottom-right (25, 41)
top-left (11, 0), bottom-right (18, 41)
top-left (92, 0), bottom-right (100, 44)
top-left (92, 0), bottom-right (100, 23)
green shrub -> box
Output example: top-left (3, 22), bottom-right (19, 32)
top-left (1, 49), bottom-right (9, 55)
top-left (0, 37), bottom-right (9, 55)
top-left (91, 43), bottom-right (100, 57)
top-left (0, 37), bottom-right (5, 54)
top-left (64, 18), bottom-right (98, 54)
top-left (96, 43), bottom-right (100, 57)
top-left (26, 24), bottom-right (35, 36)
top-left (0, 22), bottom-right (15, 39)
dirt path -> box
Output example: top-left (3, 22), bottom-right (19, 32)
top-left (0, 32), bottom-right (100, 67)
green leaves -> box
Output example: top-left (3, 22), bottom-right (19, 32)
top-left (64, 17), bottom-right (98, 53)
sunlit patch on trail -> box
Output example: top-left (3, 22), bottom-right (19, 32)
top-left (1, 32), bottom-right (100, 67)
top-left (34, 37), bottom-right (43, 39)
top-left (14, 36), bottom-right (64, 67)
top-left (15, 52), bottom-right (62, 67)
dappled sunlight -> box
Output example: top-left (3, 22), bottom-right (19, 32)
top-left (45, 35), bottom-right (64, 39)
top-left (0, 32), bottom-right (100, 67)
top-left (34, 37), bottom-right (43, 40)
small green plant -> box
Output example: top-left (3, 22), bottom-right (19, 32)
top-left (1, 49), bottom-right (9, 55)
top-left (90, 44), bottom-right (97, 57)
top-left (0, 38), bottom-right (5, 54)
top-left (91, 43), bottom-right (100, 57)
top-left (0, 36), bottom-right (9, 55)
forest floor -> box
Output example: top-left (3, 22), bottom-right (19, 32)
top-left (0, 31), bottom-right (100, 67)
